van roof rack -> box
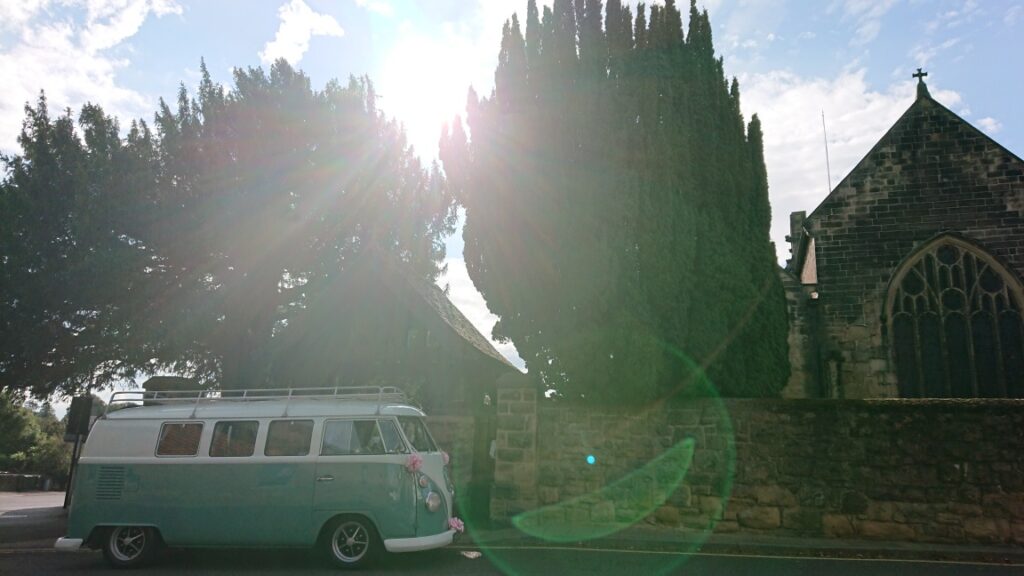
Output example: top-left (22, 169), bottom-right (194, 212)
top-left (105, 386), bottom-right (410, 417)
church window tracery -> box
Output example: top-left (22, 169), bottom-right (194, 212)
top-left (888, 236), bottom-right (1024, 398)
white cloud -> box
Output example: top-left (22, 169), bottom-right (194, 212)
top-left (977, 117), bottom-right (1002, 135)
top-left (711, 0), bottom-right (786, 65)
top-left (739, 68), bottom-right (962, 263)
top-left (910, 37), bottom-right (961, 67)
top-left (0, 0), bottom-right (46, 29)
top-left (1007, 5), bottom-right (1023, 26)
top-left (259, 0), bottom-right (345, 66)
top-left (0, 0), bottom-right (54, 30)
top-left (0, 0), bottom-right (182, 153)
top-left (926, 0), bottom-right (980, 32)
top-left (841, 0), bottom-right (897, 45)
top-left (437, 258), bottom-right (525, 370)
top-left (82, 0), bottom-right (182, 52)
top-left (354, 0), bottom-right (394, 17)
top-left (717, 0), bottom-right (784, 40)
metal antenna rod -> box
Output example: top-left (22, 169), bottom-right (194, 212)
top-left (822, 110), bottom-right (833, 193)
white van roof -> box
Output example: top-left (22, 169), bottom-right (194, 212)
top-left (104, 400), bottom-right (425, 420)
top-left (102, 387), bottom-right (427, 420)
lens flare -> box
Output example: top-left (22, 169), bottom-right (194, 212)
top-left (465, 347), bottom-right (736, 576)
top-left (512, 437), bottom-right (695, 542)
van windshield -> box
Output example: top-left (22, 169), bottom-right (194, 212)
top-left (397, 417), bottom-right (437, 453)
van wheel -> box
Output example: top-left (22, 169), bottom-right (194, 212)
top-left (102, 526), bottom-right (158, 568)
top-left (324, 516), bottom-right (378, 569)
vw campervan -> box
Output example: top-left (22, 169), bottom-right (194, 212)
top-left (55, 387), bottom-right (456, 569)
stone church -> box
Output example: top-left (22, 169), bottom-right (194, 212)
top-left (782, 73), bottom-right (1024, 400)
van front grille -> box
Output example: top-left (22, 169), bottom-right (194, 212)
top-left (95, 466), bottom-right (125, 501)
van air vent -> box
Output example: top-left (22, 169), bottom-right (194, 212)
top-left (96, 466), bottom-right (125, 501)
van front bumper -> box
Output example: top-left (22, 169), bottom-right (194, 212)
top-left (54, 538), bottom-right (84, 551)
top-left (383, 529), bottom-right (455, 553)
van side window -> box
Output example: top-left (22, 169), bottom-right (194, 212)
top-left (210, 421), bottom-right (259, 457)
top-left (265, 420), bottom-right (313, 456)
top-left (156, 422), bottom-right (203, 456)
top-left (378, 419), bottom-right (407, 454)
top-left (322, 420), bottom-right (385, 456)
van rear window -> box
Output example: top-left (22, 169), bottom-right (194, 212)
top-left (265, 420), bottom-right (313, 456)
top-left (156, 422), bottom-right (203, 456)
top-left (210, 421), bottom-right (259, 457)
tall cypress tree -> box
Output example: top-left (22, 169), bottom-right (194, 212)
top-left (442, 0), bottom-right (789, 402)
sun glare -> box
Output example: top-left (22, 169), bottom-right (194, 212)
top-left (378, 32), bottom-right (476, 160)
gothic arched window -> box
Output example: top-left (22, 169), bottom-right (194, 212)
top-left (888, 236), bottom-right (1024, 398)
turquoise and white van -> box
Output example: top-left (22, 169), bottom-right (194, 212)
top-left (55, 387), bottom-right (457, 569)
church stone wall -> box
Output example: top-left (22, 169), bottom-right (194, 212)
top-left (779, 270), bottom-right (815, 398)
top-left (803, 96), bottom-right (1024, 398)
top-left (491, 391), bottom-right (1024, 546)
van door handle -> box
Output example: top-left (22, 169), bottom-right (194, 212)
top-left (317, 475), bottom-right (335, 482)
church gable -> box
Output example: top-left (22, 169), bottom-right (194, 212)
top-left (804, 88), bottom-right (1024, 324)
top-left (786, 76), bottom-right (1024, 399)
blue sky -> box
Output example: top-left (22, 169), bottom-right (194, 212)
top-left (2, 0), bottom-right (1022, 376)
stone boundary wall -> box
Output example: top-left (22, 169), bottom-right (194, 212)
top-left (426, 415), bottom-right (476, 491)
top-left (490, 388), bottom-right (1024, 546)
top-left (489, 386), bottom-right (539, 520)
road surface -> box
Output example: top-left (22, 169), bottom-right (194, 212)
top-left (0, 491), bottom-right (65, 548)
top-left (1, 545), bottom-right (1021, 575)
top-left (2, 492), bottom-right (1021, 575)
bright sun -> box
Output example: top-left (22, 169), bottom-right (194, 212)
top-left (378, 32), bottom-right (477, 160)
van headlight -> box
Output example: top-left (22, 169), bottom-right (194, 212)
top-left (425, 491), bottom-right (441, 512)
top-left (418, 474), bottom-right (430, 488)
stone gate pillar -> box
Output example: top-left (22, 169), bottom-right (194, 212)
top-left (490, 377), bottom-right (538, 522)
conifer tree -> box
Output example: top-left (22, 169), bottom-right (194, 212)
top-left (1, 61), bottom-right (456, 397)
top-left (442, 0), bottom-right (789, 402)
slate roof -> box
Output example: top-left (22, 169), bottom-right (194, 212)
top-left (408, 279), bottom-right (518, 370)
top-left (369, 246), bottom-right (518, 371)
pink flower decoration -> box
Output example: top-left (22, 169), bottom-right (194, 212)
top-left (405, 453), bottom-right (423, 473)
top-left (442, 451), bottom-right (450, 466)
top-left (449, 517), bottom-right (465, 533)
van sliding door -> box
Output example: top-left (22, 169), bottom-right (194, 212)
top-left (313, 419), bottom-right (416, 539)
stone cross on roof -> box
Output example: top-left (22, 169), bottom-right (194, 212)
top-left (913, 68), bottom-right (931, 100)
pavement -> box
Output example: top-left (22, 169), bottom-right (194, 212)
top-left (2, 491), bottom-right (1022, 568)
top-left (0, 491), bottom-right (67, 550)
top-left (459, 522), bottom-right (1024, 566)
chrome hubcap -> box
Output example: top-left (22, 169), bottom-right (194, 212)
top-left (110, 527), bottom-right (146, 562)
top-left (331, 521), bottom-right (369, 563)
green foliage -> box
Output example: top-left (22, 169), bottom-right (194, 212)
top-left (21, 434), bottom-right (71, 481)
top-left (0, 391), bottom-right (40, 468)
top-left (0, 391), bottom-right (70, 480)
top-left (441, 0), bottom-right (789, 402)
top-left (0, 96), bottom-right (144, 397)
top-left (1, 60), bottom-right (457, 396)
